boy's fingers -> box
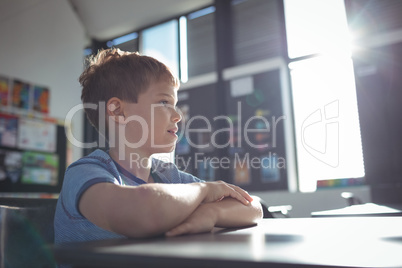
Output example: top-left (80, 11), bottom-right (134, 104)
top-left (222, 183), bottom-right (252, 205)
top-left (226, 187), bottom-right (250, 205)
top-left (231, 184), bottom-right (253, 202)
top-left (165, 228), bottom-right (180, 237)
top-left (166, 223), bottom-right (191, 237)
top-left (204, 181), bottom-right (251, 205)
top-left (166, 226), bottom-right (182, 237)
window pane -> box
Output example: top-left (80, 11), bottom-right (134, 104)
top-left (141, 20), bottom-right (179, 77)
top-left (186, 6), bottom-right (216, 78)
top-left (106, 32), bottom-right (138, 52)
top-left (289, 56), bottom-right (365, 192)
top-left (231, 0), bottom-right (283, 64)
top-left (284, 0), bottom-right (351, 58)
top-left (179, 16), bottom-right (188, 82)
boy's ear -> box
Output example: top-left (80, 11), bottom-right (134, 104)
top-left (107, 97), bottom-right (126, 124)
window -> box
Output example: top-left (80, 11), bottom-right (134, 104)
top-left (284, 0), bottom-right (351, 59)
top-left (140, 20), bottom-right (179, 77)
top-left (231, 0), bottom-right (283, 65)
top-left (284, 0), bottom-right (365, 192)
top-left (185, 6), bottom-right (217, 79)
top-left (106, 32), bottom-right (138, 52)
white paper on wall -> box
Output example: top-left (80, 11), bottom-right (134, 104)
top-left (230, 76), bottom-right (253, 98)
top-left (17, 118), bottom-right (57, 152)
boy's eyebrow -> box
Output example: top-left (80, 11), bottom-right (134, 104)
top-left (157, 93), bottom-right (174, 98)
top-left (157, 93), bottom-right (177, 101)
top-left (156, 93), bottom-right (178, 104)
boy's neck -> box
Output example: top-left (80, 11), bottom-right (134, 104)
top-left (108, 148), bottom-right (152, 183)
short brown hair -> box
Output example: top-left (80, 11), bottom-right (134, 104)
top-left (80, 48), bottom-right (179, 133)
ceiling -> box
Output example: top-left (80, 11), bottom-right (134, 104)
top-left (69, 0), bottom-right (213, 41)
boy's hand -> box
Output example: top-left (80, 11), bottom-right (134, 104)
top-left (202, 181), bottom-right (252, 205)
top-left (165, 203), bottom-right (217, 237)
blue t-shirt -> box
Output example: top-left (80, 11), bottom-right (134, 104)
top-left (54, 149), bottom-right (202, 244)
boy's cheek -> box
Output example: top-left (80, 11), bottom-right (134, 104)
top-left (123, 126), bottom-right (150, 144)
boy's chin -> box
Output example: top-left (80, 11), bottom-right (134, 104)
top-left (151, 145), bottom-right (175, 154)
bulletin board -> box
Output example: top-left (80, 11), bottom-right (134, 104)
top-left (224, 70), bottom-right (288, 191)
top-left (0, 74), bottom-right (65, 194)
top-left (175, 69), bottom-right (289, 191)
top-left (0, 118), bottom-right (66, 193)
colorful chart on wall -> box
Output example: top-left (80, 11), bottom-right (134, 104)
top-left (0, 149), bottom-right (23, 183)
top-left (17, 118), bottom-right (57, 152)
top-left (0, 113), bottom-right (18, 148)
top-left (0, 76), bottom-right (10, 106)
top-left (21, 151), bottom-right (59, 185)
top-left (33, 85), bottom-right (50, 114)
top-left (12, 80), bottom-right (31, 110)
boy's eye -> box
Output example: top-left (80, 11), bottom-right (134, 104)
top-left (160, 100), bottom-right (169, 105)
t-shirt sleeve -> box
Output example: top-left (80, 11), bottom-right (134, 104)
top-left (60, 163), bottom-right (119, 219)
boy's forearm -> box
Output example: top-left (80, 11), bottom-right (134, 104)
top-left (164, 196), bottom-right (263, 237)
top-left (109, 183), bottom-right (208, 236)
top-left (141, 183), bottom-right (207, 227)
top-left (80, 181), bottom-right (253, 238)
top-left (129, 181), bottom-right (252, 235)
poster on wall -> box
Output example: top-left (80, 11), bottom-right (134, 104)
top-left (0, 113), bottom-right (18, 147)
top-left (21, 151), bottom-right (59, 185)
top-left (33, 85), bottom-right (50, 114)
top-left (17, 118), bottom-right (57, 152)
top-left (0, 149), bottom-right (23, 183)
top-left (0, 76), bottom-right (10, 106)
top-left (12, 80), bottom-right (31, 110)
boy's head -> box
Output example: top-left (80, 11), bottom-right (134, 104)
top-left (80, 48), bottom-right (180, 136)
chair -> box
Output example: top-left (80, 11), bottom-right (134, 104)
top-left (0, 200), bottom-right (57, 268)
top-left (253, 196), bottom-right (292, 218)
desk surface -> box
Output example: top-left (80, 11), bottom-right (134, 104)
top-left (53, 217), bottom-right (402, 268)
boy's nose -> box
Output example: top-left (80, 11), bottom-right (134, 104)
top-left (172, 108), bottom-right (182, 123)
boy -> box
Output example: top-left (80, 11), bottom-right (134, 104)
top-left (54, 48), bottom-right (262, 243)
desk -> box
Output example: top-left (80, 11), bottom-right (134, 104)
top-left (53, 217), bottom-right (402, 268)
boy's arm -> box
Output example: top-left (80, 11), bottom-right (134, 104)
top-left (165, 196), bottom-right (263, 237)
top-left (79, 181), bottom-right (252, 238)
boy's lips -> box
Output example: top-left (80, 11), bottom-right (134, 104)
top-left (167, 128), bottom-right (178, 136)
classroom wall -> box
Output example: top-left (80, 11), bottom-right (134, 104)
top-left (0, 0), bottom-right (87, 162)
